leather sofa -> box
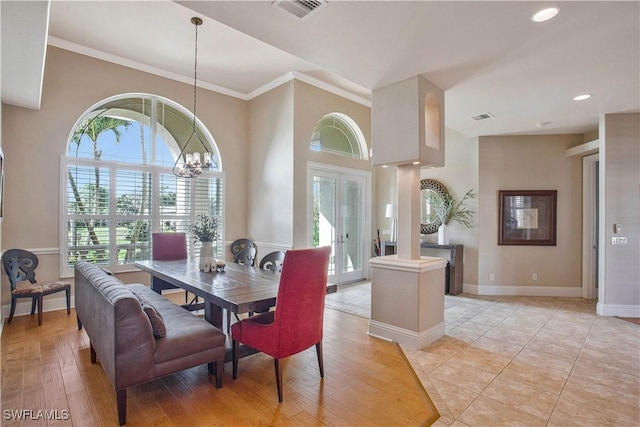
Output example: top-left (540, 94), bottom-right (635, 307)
top-left (74, 261), bottom-right (226, 425)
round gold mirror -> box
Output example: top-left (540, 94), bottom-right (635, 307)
top-left (420, 179), bottom-right (448, 234)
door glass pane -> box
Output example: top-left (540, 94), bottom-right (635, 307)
top-left (341, 178), bottom-right (362, 274)
top-left (312, 175), bottom-right (336, 276)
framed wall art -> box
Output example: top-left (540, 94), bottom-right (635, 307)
top-left (498, 190), bottom-right (557, 246)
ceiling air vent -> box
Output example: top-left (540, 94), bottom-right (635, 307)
top-left (273, 0), bottom-right (327, 19)
top-left (470, 112), bottom-right (495, 122)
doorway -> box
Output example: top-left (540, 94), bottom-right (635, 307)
top-left (582, 153), bottom-right (599, 299)
top-left (308, 163), bottom-right (370, 284)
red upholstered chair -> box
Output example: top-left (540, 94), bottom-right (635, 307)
top-left (231, 246), bottom-right (331, 402)
top-left (152, 232), bottom-right (191, 304)
top-left (152, 232), bottom-right (188, 261)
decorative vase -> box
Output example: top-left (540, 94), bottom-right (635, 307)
top-left (437, 224), bottom-right (449, 245)
top-left (199, 241), bottom-right (214, 271)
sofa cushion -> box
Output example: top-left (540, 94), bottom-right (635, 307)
top-left (132, 292), bottom-right (167, 339)
top-left (127, 284), bottom-right (226, 366)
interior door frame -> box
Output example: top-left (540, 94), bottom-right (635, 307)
top-left (307, 162), bottom-right (372, 283)
top-left (582, 153), bottom-right (599, 299)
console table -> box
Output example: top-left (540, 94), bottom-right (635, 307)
top-left (420, 243), bottom-right (463, 295)
top-left (381, 241), bottom-right (463, 295)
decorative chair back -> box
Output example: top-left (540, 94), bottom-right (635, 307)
top-left (2, 249), bottom-right (39, 290)
top-left (259, 251), bottom-right (285, 273)
top-left (234, 246), bottom-right (257, 267)
top-left (2, 248), bottom-right (71, 326)
top-left (230, 239), bottom-right (256, 259)
top-left (152, 232), bottom-right (188, 260)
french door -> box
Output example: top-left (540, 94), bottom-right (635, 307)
top-left (309, 164), bottom-right (369, 284)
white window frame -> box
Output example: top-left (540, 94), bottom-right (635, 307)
top-left (60, 156), bottom-right (225, 277)
top-left (60, 92), bottom-right (226, 278)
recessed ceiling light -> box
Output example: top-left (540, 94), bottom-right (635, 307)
top-left (536, 121), bottom-right (552, 128)
top-left (531, 7), bottom-right (559, 23)
top-left (573, 94), bottom-right (592, 101)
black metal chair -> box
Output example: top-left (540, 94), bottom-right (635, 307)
top-left (2, 249), bottom-right (71, 326)
top-left (233, 246), bottom-right (257, 267)
top-left (230, 239), bottom-right (256, 261)
top-left (259, 251), bottom-right (285, 273)
top-left (223, 246), bottom-right (258, 332)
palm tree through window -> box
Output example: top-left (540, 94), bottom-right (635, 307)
top-left (61, 94), bottom-right (224, 276)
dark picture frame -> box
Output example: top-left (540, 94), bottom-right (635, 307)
top-left (498, 190), bottom-right (557, 246)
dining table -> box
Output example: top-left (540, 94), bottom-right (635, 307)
top-left (134, 258), bottom-right (337, 361)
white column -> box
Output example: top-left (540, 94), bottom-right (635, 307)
top-left (396, 164), bottom-right (421, 260)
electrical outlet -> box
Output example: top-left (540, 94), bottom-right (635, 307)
top-left (612, 237), bottom-right (628, 245)
top-left (489, 273), bottom-right (495, 281)
top-left (532, 273), bottom-right (538, 280)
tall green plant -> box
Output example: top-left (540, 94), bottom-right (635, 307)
top-left (433, 189), bottom-right (476, 227)
top-left (189, 214), bottom-right (220, 243)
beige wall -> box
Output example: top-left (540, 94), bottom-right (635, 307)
top-left (381, 131), bottom-right (584, 289)
top-left (478, 134), bottom-right (583, 289)
top-left (376, 128), bottom-right (480, 284)
top-left (0, 47), bottom-right (249, 303)
top-left (291, 80), bottom-right (373, 250)
top-left (599, 113), bottom-right (640, 310)
top-left (247, 81), bottom-right (295, 254)
top-left (421, 128), bottom-right (480, 285)
top-left (246, 80), bottom-right (373, 257)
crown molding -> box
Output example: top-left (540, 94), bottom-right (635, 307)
top-left (47, 36), bottom-right (371, 107)
top-left (248, 71), bottom-right (371, 107)
top-left (48, 36), bottom-right (250, 100)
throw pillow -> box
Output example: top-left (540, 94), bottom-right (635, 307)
top-left (132, 292), bottom-right (167, 339)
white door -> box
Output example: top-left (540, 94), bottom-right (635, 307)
top-left (309, 165), bottom-right (369, 284)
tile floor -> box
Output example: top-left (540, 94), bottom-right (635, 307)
top-left (326, 282), bottom-right (640, 426)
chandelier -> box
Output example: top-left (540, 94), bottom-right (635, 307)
top-left (173, 17), bottom-right (213, 178)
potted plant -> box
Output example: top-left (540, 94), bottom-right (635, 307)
top-left (189, 214), bottom-right (219, 270)
top-left (432, 189), bottom-right (475, 244)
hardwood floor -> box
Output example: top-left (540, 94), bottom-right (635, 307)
top-left (1, 300), bottom-right (438, 426)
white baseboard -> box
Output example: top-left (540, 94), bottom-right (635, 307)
top-left (1, 295), bottom-right (75, 321)
top-left (0, 287), bottom-right (188, 323)
top-left (463, 283), bottom-right (582, 297)
top-left (368, 319), bottom-right (445, 350)
top-left (596, 303), bottom-right (640, 317)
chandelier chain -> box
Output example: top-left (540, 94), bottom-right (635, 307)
top-left (173, 16), bottom-right (211, 178)
top-left (192, 19), bottom-right (199, 128)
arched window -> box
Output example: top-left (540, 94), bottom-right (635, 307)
top-left (60, 93), bottom-right (225, 275)
top-left (309, 113), bottom-right (368, 160)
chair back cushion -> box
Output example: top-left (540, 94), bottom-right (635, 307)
top-left (2, 249), bottom-right (39, 289)
top-left (273, 246), bottom-right (330, 358)
top-left (152, 232), bottom-right (188, 260)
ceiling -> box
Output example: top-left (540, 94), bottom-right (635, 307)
top-left (2, 0), bottom-right (639, 138)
